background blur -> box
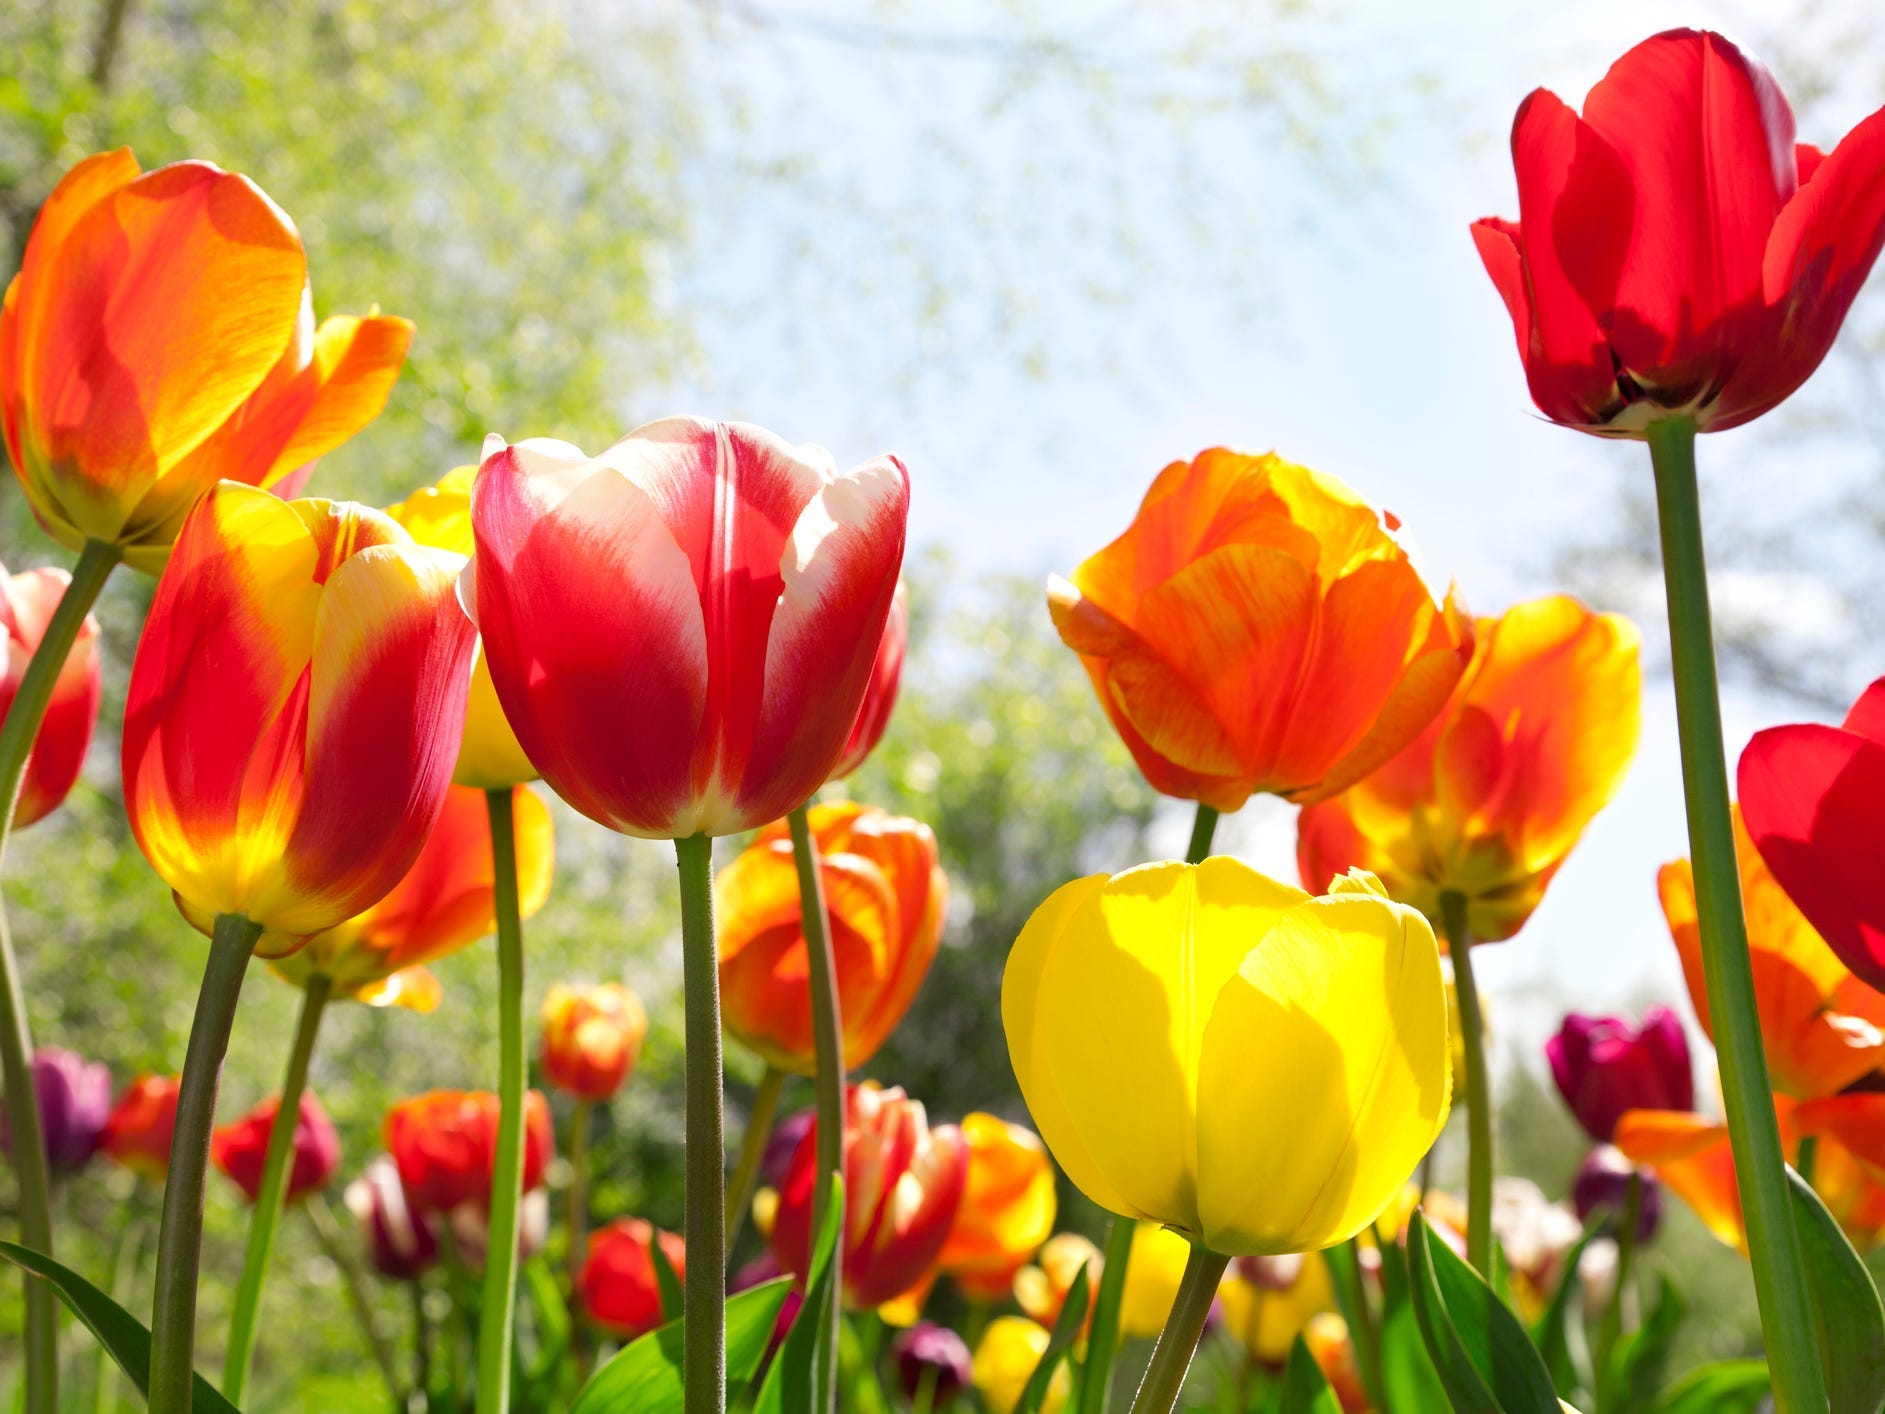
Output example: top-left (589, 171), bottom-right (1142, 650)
top-left (3, 0), bottom-right (1883, 1407)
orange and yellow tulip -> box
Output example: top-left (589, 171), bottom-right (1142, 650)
top-left (100, 1074), bottom-right (181, 1182)
top-left (540, 982), bottom-right (649, 1102)
top-left (936, 1113), bottom-right (1058, 1302)
top-left (1658, 808), bottom-right (1885, 1099)
top-left (0, 562), bottom-right (101, 828)
top-left (1049, 448), bottom-right (1473, 810)
top-left (1217, 1252), bottom-right (1337, 1365)
top-left (1014, 1232), bottom-right (1102, 1331)
top-left (122, 482), bottom-right (476, 944)
top-left (972, 1317), bottom-right (1070, 1414)
top-left (270, 784), bottom-right (554, 1008)
top-left (1, 150), bottom-right (410, 573)
top-left (717, 803), bottom-right (946, 1074)
top-left (1298, 595), bottom-right (1640, 940)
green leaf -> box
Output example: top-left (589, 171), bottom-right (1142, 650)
top-left (1381, 1295), bottom-right (1452, 1414)
top-left (649, 1230), bottom-right (685, 1324)
top-left (1655, 1358), bottom-right (1769, 1414)
top-left (1279, 1333), bottom-right (1342, 1414)
top-left (1015, 1259), bottom-right (1092, 1414)
top-left (1406, 1215), bottom-right (1501, 1413)
top-left (1529, 1222), bottom-right (1598, 1401)
top-left (1406, 1211), bottom-right (1561, 1413)
top-left (1602, 1274), bottom-right (1682, 1414)
top-left (1790, 1166), bottom-right (1885, 1414)
top-left (520, 1255), bottom-right (573, 1402)
top-left (0, 1239), bottom-right (242, 1414)
top-left (568, 1276), bottom-right (792, 1414)
top-left (753, 1173), bottom-right (846, 1414)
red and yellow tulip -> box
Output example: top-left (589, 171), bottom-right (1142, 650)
top-left (100, 1074), bottom-right (181, 1182)
top-left (935, 1113), bottom-right (1057, 1303)
top-left (0, 562), bottom-right (101, 828)
top-left (540, 982), bottom-right (649, 1103)
top-left (383, 1089), bottom-right (554, 1214)
top-left (579, 1217), bottom-right (686, 1339)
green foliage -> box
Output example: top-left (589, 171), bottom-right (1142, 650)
top-left (1406, 1211), bottom-right (1559, 1414)
top-left (1787, 1168), bottom-right (1885, 1414)
top-left (568, 1276), bottom-right (791, 1414)
top-left (1277, 1335), bottom-right (1341, 1414)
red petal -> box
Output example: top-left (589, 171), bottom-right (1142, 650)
top-left (1842, 676), bottom-right (1885, 746)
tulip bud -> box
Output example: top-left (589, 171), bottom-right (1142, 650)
top-left (345, 1155), bottom-right (439, 1279)
top-left (1014, 1232), bottom-right (1102, 1332)
top-left (973, 1317), bottom-right (1070, 1414)
top-left (1490, 1177), bottom-right (1584, 1320)
top-left (894, 1321), bottom-right (972, 1405)
top-left (211, 1091), bottom-right (341, 1203)
top-left (539, 982), bottom-right (648, 1102)
top-left (1, 1047), bottom-right (111, 1172)
top-left (101, 1074), bottom-right (182, 1181)
top-left (1303, 1312), bottom-right (1369, 1412)
top-left (1546, 1008), bottom-right (1693, 1143)
top-left (384, 1089), bottom-right (554, 1212)
top-left (1217, 1251), bottom-right (1336, 1365)
top-left (0, 565), bottom-right (103, 829)
top-left (580, 1217), bottom-right (686, 1340)
top-left (1571, 1145), bottom-right (1662, 1243)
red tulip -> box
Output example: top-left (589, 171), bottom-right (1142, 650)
top-left (579, 1217), bottom-right (686, 1339)
top-left (539, 982), bottom-right (649, 1102)
top-left (1739, 676), bottom-right (1885, 993)
top-left (0, 563), bottom-right (102, 828)
top-left (211, 1091), bottom-right (340, 1204)
top-left (829, 579), bottom-right (908, 782)
top-left (344, 1155), bottom-right (440, 1279)
top-left (100, 1074), bottom-right (182, 1182)
top-left (466, 418), bottom-right (909, 838)
top-left (383, 1089), bottom-right (553, 1212)
top-left (1473, 29), bottom-right (1885, 435)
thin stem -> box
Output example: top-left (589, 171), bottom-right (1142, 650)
top-left (1647, 415), bottom-right (1826, 1414)
top-left (1326, 1238), bottom-right (1385, 1413)
top-left (1185, 804), bottom-right (1220, 864)
top-left (223, 973), bottom-right (331, 1402)
top-left (724, 1066), bottom-right (786, 1250)
top-left (567, 1099), bottom-right (593, 1295)
top-left (1127, 1244), bottom-right (1230, 1414)
top-left (0, 535), bottom-right (118, 1411)
top-left (148, 911), bottom-right (263, 1413)
top-left (1595, 1172), bottom-right (1643, 1406)
top-left (912, 1361), bottom-right (940, 1414)
top-left (93, 1213), bottom-right (147, 1414)
top-left (410, 1278), bottom-right (434, 1407)
top-left (788, 803), bottom-right (845, 1411)
top-left (1440, 890), bottom-right (1492, 1275)
top-left (305, 1191), bottom-right (403, 1408)
top-left (1797, 1135), bottom-right (1819, 1188)
top-left (675, 831), bottom-right (727, 1414)
top-left (477, 786), bottom-right (528, 1414)
top-left (1081, 1216), bottom-right (1136, 1414)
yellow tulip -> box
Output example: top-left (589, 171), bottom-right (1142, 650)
top-left (1216, 1252), bottom-right (1337, 1364)
top-left (1003, 861), bottom-right (1451, 1254)
top-left (1118, 1221), bottom-right (1194, 1338)
top-left (971, 1316), bottom-right (1069, 1414)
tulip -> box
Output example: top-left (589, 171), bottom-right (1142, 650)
top-left (1659, 808), bottom-right (1885, 1099)
top-left (1216, 1251), bottom-right (1336, 1364)
top-left (1471, 29), bottom-right (1885, 437)
top-left (344, 1156), bottom-right (440, 1280)
top-left (829, 579), bottom-right (909, 782)
top-left (1740, 676), bottom-right (1885, 992)
top-left (449, 1187), bottom-right (550, 1272)
top-left (1572, 1146), bottom-right (1662, 1244)
top-left (0, 1048), bottom-right (111, 1171)
top-left (212, 1092), bottom-right (340, 1204)
top-left (540, 982), bottom-right (649, 1103)
top-left (893, 1321), bottom-right (972, 1405)
top-left (579, 1217), bottom-right (687, 1340)
top-left (1297, 595), bottom-right (1640, 941)
top-left (935, 1113), bottom-right (1057, 1302)
top-left (1014, 1232), bottom-right (1102, 1331)
top-left (100, 1074), bottom-right (181, 1182)
top-left (1613, 1110), bottom-right (1748, 1253)
top-left (1048, 448), bottom-right (1472, 812)
top-left (1301, 1313), bottom-right (1369, 1413)
top-left (1545, 1008), bottom-right (1694, 1143)
top-left (769, 1081), bottom-right (967, 1310)
top-left (1117, 1222), bottom-right (1194, 1339)
top-left (384, 1090), bottom-right (554, 1213)
top-left (0, 565), bottom-right (101, 828)
top-left (971, 1317), bottom-right (1069, 1414)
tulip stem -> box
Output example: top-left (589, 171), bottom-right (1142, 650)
top-left (788, 803), bottom-right (846, 1412)
top-left (93, 1212), bottom-right (147, 1414)
top-left (0, 534), bottom-right (118, 1413)
top-left (1647, 414), bottom-right (1827, 1414)
top-left (224, 972), bottom-right (332, 1403)
top-left (1796, 1135), bottom-right (1818, 1187)
top-left (1440, 890), bottom-right (1493, 1274)
top-left (568, 1097), bottom-right (593, 1295)
top-left (1127, 1243), bottom-right (1229, 1414)
top-left (675, 831), bottom-right (727, 1414)
top-left (1327, 1237), bottom-right (1385, 1412)
top-left (725, 1066), bottom-right (786, 1250)
top-left (305, 1190), bottom-right (404, 1407)
top-left (1595, 1171), bottom-right (1643, 1405)
top-left (149, 910), bottom-right (263, 1414)
top-left (478, 786), bottom-right (529, 1414)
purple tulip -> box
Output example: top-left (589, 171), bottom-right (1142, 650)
top-left (0, 1047), bottom-right (111, 1172)
top-left (893, 1321), bottom-right (971, 1404)
top-left (1545, 1007), bottom-right (1693, 1143)
top-left (1573, 1145), bottom-right (1662, 1243)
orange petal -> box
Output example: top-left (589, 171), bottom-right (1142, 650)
top-left (1613, 1108), bottom-right (1748, 1252)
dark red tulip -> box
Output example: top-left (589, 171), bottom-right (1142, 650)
top-left (1572, 1144), bottom-right (1663, 1243)
top-left (1545, 1007), bottom-right (1693, 1142)
top-left (894, 1321), bottom-right (972, 1404)
top-left (344, 1155), bottom-right (440, 1280)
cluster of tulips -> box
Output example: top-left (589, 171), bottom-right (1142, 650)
top-left (4, 22), bottom-right (1885, 1414)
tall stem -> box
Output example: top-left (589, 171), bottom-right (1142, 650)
top-left (567, 1098), bottom-right (593, 1294)
top-left (1647, 415), bottom-right (1825, 1413)
top-left (1184, 804), bottom-right (1220, 863)
top-left (1595, 1171), bottom-right (1643, 1405)
top-left (148, 911), bottom-right (262, 1413)
top-left (410, 1277), bottom-right (433, 1406)
top-left (305, 1191), bottom-right (404, 1407)
top-left (1127, 1244), bottom-right (1230, 1414)
top-left (1440, 890), bottom-right (1492, 1274)
top-left (1326, 1238), bottom-right (1385, 1413)
top-left (223, 973), bottom-right (332, 1402)
top-left (787, 803), bottom-right (845, 1411)
top-left (675, 831), bottom-right (726, 1414)
top-left (477, 786), bottom-right (528, 1414)
top-left (725, 1066), bottom-right (786, 1250)
top-left (0, 535), bottom-right (118, 1411)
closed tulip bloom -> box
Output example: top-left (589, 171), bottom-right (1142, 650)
top-left (211, 1091), bottom-right (340, 1204)
top-left (1473, 29), bottom-right (1885, 436)
top-left (1545, 1008), bottom-right (1694, 1143)
top-left (1049, 449), bottom-right (1473, 811)
top-left (770, 1081), bottom-right (968, 1310)
top-left (579, 1217), bottom-right (686, 1339)
top-left (972, 1317), bottom-right (1069, 1414)
top-left (0, 1047), bottom-right (111, 1171)
top-left (1298, 596), bottom-right (1640, 940)
top-left (1217, 1251), bottom-right (1336, 1363)
top-left (0, 564), bottom-right (101, 828)
top-left (829, 579), bottom-right (908, 782)
top-left (540, 982), bottom-right (649, 1102)
top-left (1, 150), bottom-right (411, 571)
top-left (122, 483), bottom-right (476, 946)
top-left (466, 418), bottom-right (910, 838)
top-left (384, 1089), bottom-right (553, 1213)
top-left (718, 803), bottom-right (946, 1073)
top-left (100, 1074), bottom-right (182, 1182)
top-left (1014, 1232), bottom-right (1101, 1331)
top-left (893, 1321), bottom-right (972, 1404)
top-left (1004, 862), bottom-right (1451, 1254)
top-left (1118, 1221), bottom-right (1194, 1339)
top-left (345, 1155), bottom-right (439, 1279)
top-left (1740, 676), bottom-right (1885, 993)
top-left (1571, 1146), bottom-right (1662, 1244)
top-left (1659, 808), bottom-right (1885, 1099)
top-left (935, 1113), bottom-right (1057, 1302)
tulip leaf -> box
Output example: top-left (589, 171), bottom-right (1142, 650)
top-left (1381, 1294), bottom-right (1452, 1414)
top-left (1529, 1220), bottom-right (1599, 1401)
top-left (1655, 1358), bottom-right (1770, 1414)
top-left (1279, 1333), bottom-right (1343, 1414)
top-left (753, 1173), bottom-right (846, 1414)
top-left (1600, 1274), bottom-right (1682, 1413)
top-left (1407, 1211), bottom-right (1560, 1413)
top-left (1406, 1215), bottom-right (1502, 1413)
top-left (1789, 1166), bottom-right (1885, 1414)
top-left (1015, 1259), bottom-right (1092, 1414)
top-left (649, 1231), bottom-right (684, 1324)
top-left (0, 1239), bottom-right (243, 1414)
top-left (568, 1275), bottom-right (792, 1414)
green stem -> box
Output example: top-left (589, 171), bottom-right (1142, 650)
top-left (912, 1361), bottom-right (940, 1414)
top-left (223, 973), bottom-right (331, 1402)
top-left (0, 535), bottom-right (118, 1412)
top-left (567, 1098), bottom-right (592, 1294)
top-left (1646, 416), bottom-right (1826, 1413)
top-left (1440, 890), bottom-right (1492, 1275)
top-left (1126, 1244), bottom-right (1230, 1414)
top-left (787, 803), bottom-right (845, 1412)
top-left (1797, 1135), bottom-right (1818, 1188)
top-left (724, 1066), bottom-right (786, 1250)
top-left (675, 831), bottom-right (726, 1414)
top-left (1595, 1172), bottom-right (1643, 1408)
top-left (477, 786), bottom-right (528, 1414)
top-left (1185, 804), bottom-right (1220, 863)
top-left (148, 911), bottom-right (262, 1413)
top-left (93, 1213), bottom-right (146, 1414)
top-left (1326, 1238), bottom-right (1385, 1413)
top-left (410, 1278), bottom-right (433, 1407)
top-left (305, 1190), bottom-right (404, 1408)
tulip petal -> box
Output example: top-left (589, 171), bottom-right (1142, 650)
top-left (1469, 217), bottom-right (1532, 373)
top-left (1762, 103), bottom-right (1885, 342)
top-left (1613, 1108), bottom-right (1747, 1252)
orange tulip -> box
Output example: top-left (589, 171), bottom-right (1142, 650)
top-left (269, 784), bottom-right (554, 1008)
top-left (0, 150), bottom-right (411, 573)
top-left (717, 802), bottom-right (946, 1073)
top-left (1298, 596), bottom-right (1640, 941)
top-left (1658, 808), bottom-right (1885, 1099)
top-left (1049, 448), bottom-right (1473, 810)
top-left (0, 562), bottom-right (101, 828)
top-left (1014, 1232), bottom-right (1102, 1331)
top-left (384, 1089), bottom-right (554, 1213)
top-left (936, 1113), bottom-right (1058, 1302)
top-left (540, 982), bottom-right (650, 1102)
top-left (100, 1074), bottom-right (182, 1182)
top-left (122, 482), bottom-right (476, 945)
